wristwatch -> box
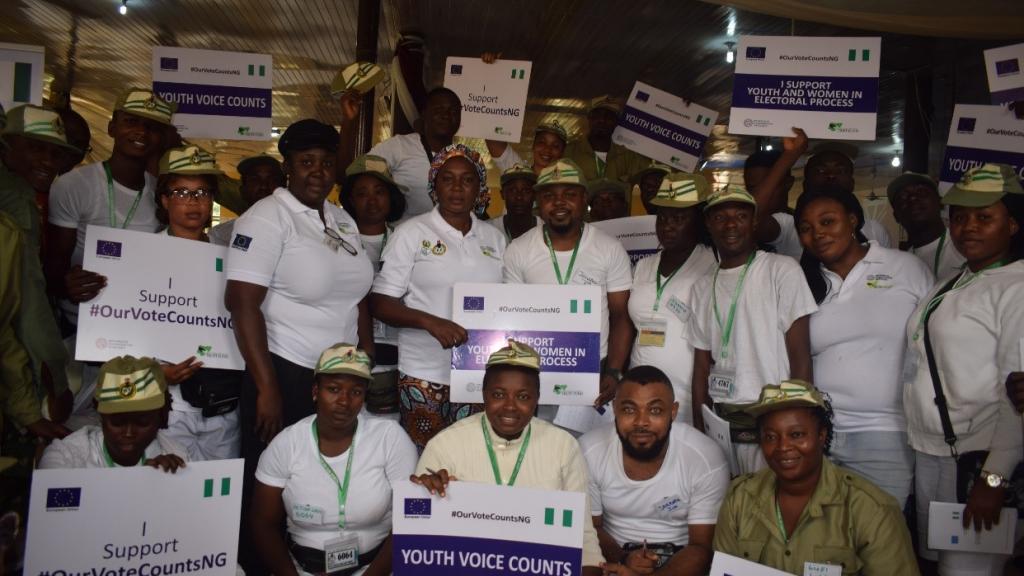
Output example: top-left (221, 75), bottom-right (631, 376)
top-left (981, 470), bottom-right (1010, 489)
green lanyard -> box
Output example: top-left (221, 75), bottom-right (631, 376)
top-left (711, 251), bottom-right (756, 359)
top-left (103, 162), bottom-right (144, 229)
top-left (932, 229), bottom-right (947, 277)
top-left (544, 226), bottom-right (582, 285)
top-left (382, 225), bottom-right (391, 250)
top-left (481, 416), bottom-right (531, 487)
top-left (653, 255), bottom-right (685, 312)
top-left (912, 259), bottom-right (1006, 341)
top-left (774, 493), bottom-right (789, 544)
top-left (594, 152), bottom-right (606, 178)
top-left (102, 443), bottom-right (145, 467)
top-left (312, 419), bottom-right (357, 529)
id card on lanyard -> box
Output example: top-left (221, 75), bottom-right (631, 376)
top-left (708, 252), bottom-right (755, 401)
top-left (313, 419), bottom-right (360, 572)
top-left (103, 162), bottom-right (144, 229)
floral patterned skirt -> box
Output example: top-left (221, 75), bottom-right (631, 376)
top-left (398, 373), bottom-right (482, 449)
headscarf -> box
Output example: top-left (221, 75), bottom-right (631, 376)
top-left (427, 143), bottom-right (488, 202)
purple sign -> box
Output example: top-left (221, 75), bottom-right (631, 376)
top-left (153, 81), bottom-right (271, 118)
top-left (619, 105), bottom-right (707, 157)
top-left (452, 330), bottom-right (600, 373)
top-left (393, 534), bottom-right (581, 576)
top-left (731, 74), bottom-right (879, 113)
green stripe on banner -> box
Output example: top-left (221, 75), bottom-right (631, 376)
top-left (848, 49), bottom-right (856, 62)
top-left (13, 62), bottom-right (31, 102)
top-left (584, 300), bottom-right (592, 314)
top-left (862, 49), bottom-right (870, 62)
top-left (570, 300), bottom-right (578, 314)
top-left (215, 258), bottom-right (223, 272)
top-left (544, 507), bottom-right (555, 525)
top-left (203, 478), bottom-right (213, 498)
top-left (221, 477), bottom-right (231, 496)
top-left (561, 509), bottom-right (573, 528)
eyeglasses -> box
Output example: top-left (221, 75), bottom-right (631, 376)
top-left (165, 188), bottom-right (213, 202)
top-left (324, 226), bottom-right (358, 256)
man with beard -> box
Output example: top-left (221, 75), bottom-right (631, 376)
top-left (580, 366), bottom-right (728, 576)
top-left (563, 96), bottom-right (648, 184)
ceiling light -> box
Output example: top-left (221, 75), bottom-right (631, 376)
top-left (727, 18), bottom-right (736, 37)
top-left (271, 127), bottom-right (281, 138)
top-left (891, 155), bottom-right (901, 168)
top-left (765, 144), bottom-right (773, 151)
top-left (119, 0), bottom-right (128, 15)
top-left (725, 42), bottom-right (736, 64)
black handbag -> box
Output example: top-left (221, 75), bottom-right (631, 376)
top-left (921, 276), bottom-right (1023, 509)
top-left (178, 368), bottom-right (242, 417)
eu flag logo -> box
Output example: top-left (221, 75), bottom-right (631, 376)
top-left (46, 487), bottom-right (81, 510)
top-left (404, 498), bottom-right (431, 517)
top-left (957, 117), bottom-right (977, 134)
top-left (746, 46), bottom-right (767, 60)
top-left (232, 234), bottom-right (253, 251)
top-left (636, 91), bottom-right (650, 103)
top-left (450, 64), bottom-right (463, 75)
top-left (463, 296), bottom-right (485, 311)
top-left (96, 240), bottom-right (122, 258)
top-left (996, 58), bottom-right (1020, 77)
top-left (160, 57), bottom-right (179, 71)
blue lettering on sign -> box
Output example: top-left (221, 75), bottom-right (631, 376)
top-left (618, 105), bottom-right (707, 157)
top-left (940, 145), bottom-right (1024, 185)
top-left (732, 73), bottom-right (878, 113)
top-left (394, 534), bottom-right (581, 576)
top-left (452, 329), bottom-right (600, 373)
top-left (152, 81), bottom-right (271, 117)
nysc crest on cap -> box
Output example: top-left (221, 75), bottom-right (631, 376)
top-left (535, 159), bottom-right (586, 190)
top-left (345, 154), bottom-right (404, 196)
top-left (114, 88), bottom-right (176, 126)
top-left (943, 163), bottom-right (1024, 208)
top-left (651, 172), bottom-right (710, 209)
top-left (704, 185), bottom-right (757, 212)
top-left (743, 379), bottom-right (828, 418)
top-left (315, 343), bottom-right (373, 383)
top-left (94, 356), bottom-right (168, 415)
top-left (1, 104), bottom-right (80, 152)
top-left (486, 340), bottom-right (542, 372)
top-left (158, 145), bottom-right (222, 176)
top-left (500, 163), bottom-right (537, 187)
top-left (331, 61), bottom-right (386, 96)
top-left (535, 121), bottom-right (568, 144)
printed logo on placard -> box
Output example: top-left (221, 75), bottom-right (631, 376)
top-left (404, 498), bottom-right (432, 518)
top-left (232, 234), bottom-right (253, 251)
top-left (827, 122), bottom-right (859, 134)
top-left (746, 46), bottom-right (767, 60)
top-left (847, 48), bottom-right (871, 62)
top-left (237, 126), bottom-right (250, 136)
top-left (159, 57), bottom-right (179, 72)
top-left (569, 299), bottom-right (592, 314)
top-left (96, 338), bottom-right (108, 350)
top-left (493, 126), bottom-right (510, 136)
top-left (696, 114), bottom-right (711, 126)
top-left (196, 344), bottom-right (229, 359)
top-left (450, 64), bottom-right (463, 76)
top-left (463, 296), bottom-right (485, 312)
top-left (510, 68), bottom-right (526, 80)
top-left (543, 507), bottom-right (573, 528)
top-left (553, 384), bottom-right (583, 397)
top-left (203, 477), bottom-right (231, 498)
top-left (996, 58), bottom-right (1021, 77)
top-left (636, 91), bottom-right (650, 103)
top-left (46, 487), bottom-right (82, 511)
top-left (96, 239), bottom-right (123, 259)
top-left (743, 118), bottom-right (772, 129)
top-left (957, 117), bottom-right (977, 134)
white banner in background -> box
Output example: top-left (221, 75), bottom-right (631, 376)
top-left (984, 42), bottom-right (1024, 105)
top-left (444, 57), bottom-right (532, 143)
top-left (612, 81), bottom-right (718, 172)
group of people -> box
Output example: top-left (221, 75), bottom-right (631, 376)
top-left (1, 66), bottom-right (1023, 576)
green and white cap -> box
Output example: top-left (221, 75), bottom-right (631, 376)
top-left (586, 178), bottom-right (629, 202)
top-left (114, 88), bottom-right (176, 125)
top-left (704, 185), bottom-right (757, 212)
top-left (590, 95), bottom-right (624, 116)
top-left (94, 356), bottom-right (168, 415)
top-left (535, 158), bottom-right (586, 189)
top-left (743, 380), bottom-right (827, 418)
top-left (158, 145), bottom-right (222, 176)
top-left (331, 61), bottom-right (386, 96)
top-left (942, 163), bottom-right (1024, 208)
top-left (315, 343), bottom-right (373, 382)
top-left (631, 160), bottom-right (673, 184)
top-left (886, 171), bottom-right (937, 204)
top-left (535, 121), bottom-right (568, 144)
top-left (345, 154), bottom-right (404, 195)
top-left (1, 104), bottom-right (79, 151)
top-left (486, 339), bottom-right (541, 372)
top-left (650, 172), bottom-right (710, 208)
top-left (500, 162), bottom-right (537, 186)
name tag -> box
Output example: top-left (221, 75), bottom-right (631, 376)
top-left (638, 321), bottom-right (667, 347)
top-left (373, 319), bottom-right (388, 340)
top-left (292, 503), bottom-right (325, 524)
top-left (325, 532), bottom-right (360, 572)
top-left (708, 369), bottom-right (735, 401)
top-left (665, 295), bottom-right (691, 324)
top-left (804, 562), bottom-right (842, 576)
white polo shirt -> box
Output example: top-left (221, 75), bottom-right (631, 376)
top-left (904, 261), bottom-right (1024, 478)
top-left (49, 162), bottom-right (160, 324)
top-left (372, 208), bottom-right (506, 384)
top-left (688, 251), bottom-right (817, 404)
top-left (770, 212), bottom-right (893, 259)
top-left (908, 229), bottom-right (965, 282)
top-left (492, 146), bottom-right (525, 172)
top-left (225, 188), bottom-right (374, 369)
top-left (503, 223), bottom-right (633, 358)
top-left (810, 243), bottom-right (933, 433)
top-left (579, 422), bottom-right (729, 546)
top-left (208, 219), bottom-right (235, 247)
top-left (628, 247), bottom-right (717, 423)
top-left (368, 133), bottom-right (434, 219)
top-left (487, 214), bottom-right (542, 242)
top-left (255, 414), bottom-right (418, 553)
top-left (39, 426), bottom-right (187, 469)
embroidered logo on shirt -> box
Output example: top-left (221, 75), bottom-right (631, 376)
top-left (865, 273), bottom-right (893, 289)
top-left (232, 234), bottom-right (253, 251)
top-left (480, 245), bottom-right (499, 259)
top-left (431, 240), bottom-right (447, 256)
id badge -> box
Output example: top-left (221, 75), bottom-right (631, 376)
top-left (638, 320), bottom-right (668, 347)
top-left (708, 368), bottom-right (736, 401)
top-left (373, 318), bottom-right (388, 340)
top-left (324, 532), bottom-right (360, 573)
top-left (804, 562), bottom-right (842, 576)
top-left (665, 295), bottom-right (691, 324)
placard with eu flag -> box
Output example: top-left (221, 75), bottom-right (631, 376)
top-left (938, 104), bottom-right (1024, 193)
top-left (46, 487), bottom-right (81, 510)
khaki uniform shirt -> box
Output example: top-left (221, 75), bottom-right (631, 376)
top-left (0, 213), bottom-right (42, 428)
top-left (713, 458), bottom-right (919, 575)
top-left (562, 137), bottom-right (649, 185)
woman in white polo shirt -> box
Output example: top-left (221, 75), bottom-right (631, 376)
top-left (794, 185), bottom-right (932, 506)
top-left (252, 343), bottom-right (417, 576)
top-left (370, 144), bottom-right (506, 449)
top-left (628, 173), bottom-right (716, 424)
top-left (904, 164), bottom-right (1024, 576)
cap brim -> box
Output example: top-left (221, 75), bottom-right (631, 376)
top-left (163, 167), bottom-right (224, 176)
top-left (886, 174), bottom-right (936, 203)
top-left (2, 132), bottom-right (81, 153)
top-left (97, 394), bottom-right (166, 415)
top-left (344, 172), bottom-right (404, 197)
top-left (941, 188), bottom-right (1005, 208)
top-left (704, 198), bottom-right (757, 212)
top-left (315, 366), bottom-right (373, 383)
top-left (744, 398), bottom-right (821, 418)
top-left (650, 198), bottom-right (701, 209)
top-left (486, 359), bottom-right (540, 371)
top-left (500, 174), bottom-right (537, 186)
top-left (120, 109), bottom-right (174, 126)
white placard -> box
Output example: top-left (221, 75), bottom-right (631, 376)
top-left (612, 81), bottom-right (717, 171)
top-left (728, 36), bottom-right (881, 141)
top-left (984, 43), bottom-right (1024, 105)
top-left (153, 46), bottom-right (272, 140)
top-left (450, 283), bottom-right (601, 405)
top-left (76, 226), bottom-right (244, 369)
top-left (710, 552), bottom-right (795, 575)
top-left (938, 104), bottom-right (1024, 193)
top-left (392, 480), bottom-right (584, 576)
top-left (26, 459), bottom-right (243, 576)
top-left (701, 405), bottom-right (738, 476)
top-left (0, 42), bottom-right (44, 110)
top-left (591, 215), bottom-right (658, 267)
top-left (443, 57), bottom-right (532, 143)
top-left (927, 502), bottom-right (1017, 554)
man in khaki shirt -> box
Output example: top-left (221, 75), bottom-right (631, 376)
top-left (563, 96), bottom-right (649, 185)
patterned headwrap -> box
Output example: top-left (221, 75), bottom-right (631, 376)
top-left (427, 143), bottom-right (488, 202)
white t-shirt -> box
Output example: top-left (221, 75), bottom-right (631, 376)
top-left (810, 243), bottom-right (933, 432)
top-left (486, 214), bottom-right (542, 242)
top-left (255, 414), bottom-right (417, 553)
top-left (49, 162), bottom-right (160, 324)
top-left (368, 133), bottom-right (434, 219)
top-left (492, 146), bottom-right (525, 173)
top-left (503, 223), bottom-right (633, 358)
top-left (628, 247), bottom-right (717, 423)
top-left (908, 229), bottom-right (965, 283)
top-left (579, 423), bottom-right (729, 546)
top-left (39, 426), bottom-right (187, 469)
top-left (770, 212), bottom-right (893, 259)
top-left (225, 188), bottom-right (374, 368)
top-left (688, 251), bottom-right (818, 404)
top-left (208, 219), bottom-right (235, 247)
top-left (360, 231), bottom-right (399, 366)
top-left (372, 208), bottom-right (506, 384)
